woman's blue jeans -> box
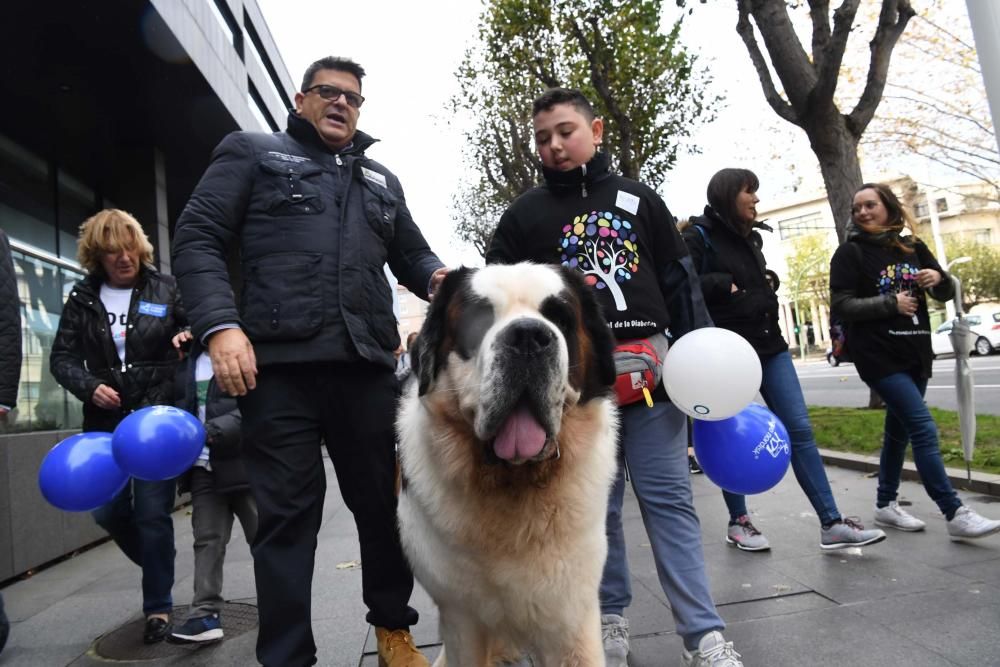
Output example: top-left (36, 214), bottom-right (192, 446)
top-left (869, 370), bottom-right (961, 517)
top-left (722, 351), bottom-right (841, 525)
top-left (91, 478), bottom-right (176, 615)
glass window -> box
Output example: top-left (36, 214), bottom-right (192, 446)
top-left (243, 13), bottom-right (292, 110)
top-left (963, 195), bottom-right (988, 211)
top-left (248, 81), bottom-right (278, 131)
top-left (57, 169), bottom-right (97, 260)
top-left (974, 229), bottom-right (992, 244)
top-left (209, 0), bottom-right (240, 51)
top-left (778, 212), bottom-right (826, 240)
top-left (0, 133), bottom-right (56, 253)
top-left (7, 245), bottom-right (85, 432)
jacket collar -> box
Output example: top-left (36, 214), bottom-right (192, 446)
top-left (285, 111), bottom-right (378, 156)
top-left (541, 151), bottom-right (612, 193)
top-left (80, 265), bottom-right (156, 295)
top-left (845, 219), bottom-right (912, 249)
top-left (701, 206), bottom-right (773, 237)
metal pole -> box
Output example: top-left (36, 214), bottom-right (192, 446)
top-left (966, 0), bottom-right (1000, 157)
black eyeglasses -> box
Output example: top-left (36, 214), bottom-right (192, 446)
top-left (303, 84), bottom-right (365, 109)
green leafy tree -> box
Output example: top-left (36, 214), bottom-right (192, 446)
top-left (945, 238), bottom-right (1000, 309)
top-left (785, 233), bottom-right (833, 309)
top-left (452, 0), bottom-right (717, 256)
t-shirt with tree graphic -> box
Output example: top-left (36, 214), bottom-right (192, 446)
top-left (487, 151), bottom-right (689, 342)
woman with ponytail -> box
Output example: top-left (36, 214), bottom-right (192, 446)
top-left (830, 183), bottom-right (1000, 539)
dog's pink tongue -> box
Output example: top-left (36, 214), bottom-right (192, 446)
top-left (493, 406), bottom-right (546, 461)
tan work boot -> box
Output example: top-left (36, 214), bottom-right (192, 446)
top-left (375, 627), bottom-right (430, 667)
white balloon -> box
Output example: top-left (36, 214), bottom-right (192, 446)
top-left (663, 328), bottom-right (762, 421)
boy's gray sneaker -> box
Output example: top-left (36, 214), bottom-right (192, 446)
top-left (601, 614), bottom-right (629, 667)
top-left (681, 631), bottom-right (743, 667)
top-left (947, 505), bottom-right (1000, 539)
top-left (874, 501), bottom-right (926, 531)
top-left (725, 515), bottom-right (770, 552)
top-left (820, 517), bottom-right (886, 550)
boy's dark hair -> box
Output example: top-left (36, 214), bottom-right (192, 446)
top-left (532, 88), bottom-right (595, 121)
top-left (300, 56), bottom-right (366, 92)
top-left (706, 168), bottom-right (760, 227)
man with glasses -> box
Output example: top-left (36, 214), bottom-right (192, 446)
top-left (172, 56), bottom-right (445, 667)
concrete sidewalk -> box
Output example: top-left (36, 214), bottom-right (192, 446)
top-left (2, 455), bottom-right (999, 666)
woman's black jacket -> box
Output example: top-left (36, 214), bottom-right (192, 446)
top-left (50, 267), bottom-right (187, 432)
top-left (681, 207), bottom-right (788, 358)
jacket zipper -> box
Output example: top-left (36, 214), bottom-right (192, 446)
top-left (581, 163), bottom-right (588, 198)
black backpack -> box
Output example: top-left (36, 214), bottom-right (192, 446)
top-left (828, 242), bottom-right (863, 364)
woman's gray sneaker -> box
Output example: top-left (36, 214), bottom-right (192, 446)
top-left (820, 517), bottom-right (886, 550)
top-left (725, 515), bottom-right (770, 552)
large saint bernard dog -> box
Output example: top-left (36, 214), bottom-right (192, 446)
top-left (396, 263), bottom-right (619, 667)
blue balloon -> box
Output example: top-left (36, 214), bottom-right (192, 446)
top-left (693, 404), bottom-right (791, 495)
top-left (112, 406), bottom-right (205, 481)
top-left (38, 432), bottom-right (130, 512)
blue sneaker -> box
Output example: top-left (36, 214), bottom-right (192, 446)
top-left (169, 613), bottom-right (223, 643)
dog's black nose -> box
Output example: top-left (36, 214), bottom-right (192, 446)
top-left (500, 318), bottom-right (556, 356)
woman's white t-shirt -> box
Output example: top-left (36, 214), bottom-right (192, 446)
top-left (100, 285), bottom-right (132, 364)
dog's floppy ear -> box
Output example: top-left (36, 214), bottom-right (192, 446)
top-left (414, 267), bottom-right (473, 396)
top-left (560, 266), bottom-right (617, 402)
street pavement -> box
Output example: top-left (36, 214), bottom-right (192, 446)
top-left (796, 354), bottom-right (1000, 416)
top-left (2, 453), bottom-right (1000, 666)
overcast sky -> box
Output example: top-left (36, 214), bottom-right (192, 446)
top-left (254, 1), bottom-right (975, 266)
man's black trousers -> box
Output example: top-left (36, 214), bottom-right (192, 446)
top-left (239, 361), bottom-right (418, 667)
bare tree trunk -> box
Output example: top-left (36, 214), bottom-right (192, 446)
top-left (803, 109), bottom-right (864, 241)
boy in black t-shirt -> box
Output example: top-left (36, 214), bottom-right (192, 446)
top-left (486, 88), bottom-right (743, 667)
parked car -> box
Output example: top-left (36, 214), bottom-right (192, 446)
top-left (931, 311), bottom-right (1000, 357)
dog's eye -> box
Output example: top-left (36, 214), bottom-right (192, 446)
top-left (540, 296), bottom-right (576, 336)
top-left (454, 298), bottom-right (495, 359)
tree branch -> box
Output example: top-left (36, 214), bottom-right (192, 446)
top-left (812, 0), bottom-right (860, 104)
top-left (807, 0), bottom-right (832, 72)
top-left (847, 0), bottom-right (916, 136)
top-left (568, 15), bottom-right (637, 177)
top-left (736, 0), bottom-right (798, 125)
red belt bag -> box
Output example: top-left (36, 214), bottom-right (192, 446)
top-left (612, 332), bottom-right (669, 407)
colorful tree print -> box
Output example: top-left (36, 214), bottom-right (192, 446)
top-left (559, 210), bottom-right (639, 311)
top-left (877, 262), bottom-right (919, 296)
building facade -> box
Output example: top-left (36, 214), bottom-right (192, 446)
top-left (0, 0), bottom-right (294, 580)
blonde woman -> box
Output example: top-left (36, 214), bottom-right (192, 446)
top-left (50, 209), bottom-right (188, 643)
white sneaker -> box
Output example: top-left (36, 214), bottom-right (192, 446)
top-left (947, 506), bottom-right (1000, 539)
top-left (681, 631), bottom-right (743, 666)
top-left (874, 502), bottom-right (926, 532)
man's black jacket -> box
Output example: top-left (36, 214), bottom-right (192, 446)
top-left (50, 267), bottom-right (187, 432)
top-left (682, 207), bottom-right (787, 358)
top-left (171, 113), bottom-right (444, 370)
